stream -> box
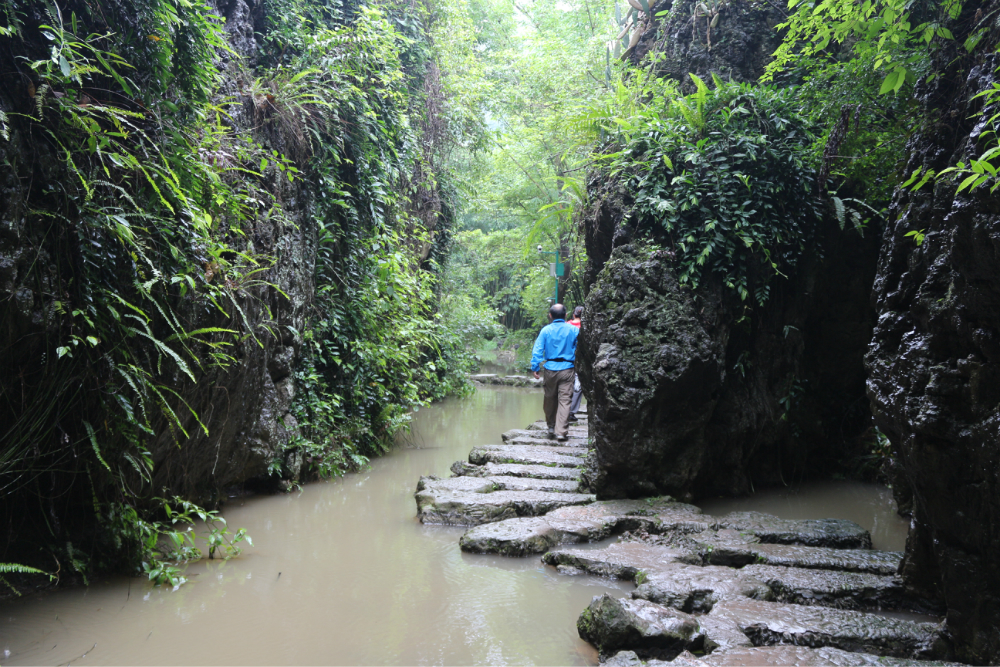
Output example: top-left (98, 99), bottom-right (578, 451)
top-left (0, 386), bottom-right (910, 665)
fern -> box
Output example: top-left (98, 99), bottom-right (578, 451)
top-left (0, 563), bottom-right (53, 596)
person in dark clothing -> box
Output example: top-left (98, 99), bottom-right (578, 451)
top-left (530, 303), bottom-right (579, 440)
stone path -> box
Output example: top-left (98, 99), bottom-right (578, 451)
top-left (413, 409), bottom-right (962, 666)
top-left (469, 373), bottom-right (542, 387)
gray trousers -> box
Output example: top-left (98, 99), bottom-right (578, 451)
top-left (543, 367), bottom-right (576, 437)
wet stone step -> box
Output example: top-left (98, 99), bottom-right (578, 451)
top-left (416, 486), bottom-right (594, 525)
top-left (739, 564), bottom-right (909, 611)
top-left (578, 594), bottom-right (701, 661)
top-left (612, 646), bottom-right (964, 666)
top-left (707, 597), bottom-right (950, 660)
top-left (469, 374), bottom-right (542, 387)
top-left (528, 419), bottom-right (587, 431)
top-left (417, 474), bottom-right (579, 495)
top-left (503, 435), bottom-right (589, 448)
top-left (502, 428), bottom-right (588, 443)
top-left (450, 460), bottom-right (582, 481)
top-left (631, 564), bottom-right (771, 613)
top-left (460, 500), bottom-right (705, 556)
top-left (712, 511), bottom-right (872, 549)
top-left (469, 444), bottom-right (586, 468)
top-left (694, 530), bottom-right (903, 575)
top-left (543, 541), bottom-right (702, 578)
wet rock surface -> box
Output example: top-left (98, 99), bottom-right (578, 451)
top-left (863, 6), bottom-right (1000, 662)
top-left (469, 374), bottom-right (542, 387)
top-left (712, 511), bottom-right (872, 549)
top-left (417, 411), bottom-right (594, 525)
top-left (414, 410), bottom-right (964, 666)
top-left (708, 598), bottom-right (949, 660)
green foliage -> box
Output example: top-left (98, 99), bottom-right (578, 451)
top-left (765, 0), bottom-right (961, 95)
top-left (0, 0), bottom-right (478, 578)
top-left (596, 77), bottom-right (824, 304)
top-left (139, 497), bottom-right (252, 587)
top-left (0, 562), bottom-right (54, 596)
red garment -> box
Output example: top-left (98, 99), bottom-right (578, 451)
top-left (569, 320), bottom-right (581, 328)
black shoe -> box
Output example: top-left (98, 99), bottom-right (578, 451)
top-left (567, 415), bottom-right (579, 423)
top-left (556, 435), bottom-right (567, 442)
top-left (547, 429), bottom-right (555, 439)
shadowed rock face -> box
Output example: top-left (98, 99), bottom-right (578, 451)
top-left (864, 5), bottom-right (1000, 661)
top-left (578, 237), bottom-right (879, 500)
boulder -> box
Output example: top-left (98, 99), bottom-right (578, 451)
top-left (577, 594), bottom-right (701, 660)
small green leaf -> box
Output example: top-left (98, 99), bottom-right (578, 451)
top-left (59, 54), bottom-right (70, 78)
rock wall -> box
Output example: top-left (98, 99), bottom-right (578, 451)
top-left (580, 222), bottom-right (879, 500)
top-left (627, 0), bottom-right (785, 87)
top-left (865, 3), bottom-right (1000, 661)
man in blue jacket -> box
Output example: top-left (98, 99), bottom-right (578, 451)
top-left (531, 303), bottom-right (580, 441)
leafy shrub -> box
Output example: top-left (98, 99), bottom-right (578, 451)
top-left (598, 75), bottom-right (824, 305)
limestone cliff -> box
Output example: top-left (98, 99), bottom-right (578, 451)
top-left (865, 2), bottom-right (1000, 660)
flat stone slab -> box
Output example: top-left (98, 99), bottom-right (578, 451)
top-left (707, 598), bottom-right (949, 659)
top-left (578, 594), bottom-right (701, 660)
top-left (451, 460), bottom-right (582, 480)
top-left (665, 645), bottom-right (964, 666)
top-left (469, 444), bottom-right (585, 468)
top-left (713, 511), bottom-right (872, 549)
top-left (459, 499), bottom-right (702, 556)
top-left (740, 564), bottom-right (907, 610)
top-left (529, 419), bottom-right (587, 431)
top-left (633, 564), bottom-right (770, 613)
top-left (461, 517), bottom-right (571, 556)
top-left (469, 374), bottom-right (542, 387)
top-left (485, 475), bottom-right (580, 493)
top-left (416, 487), bottom-right (594, 525)
top-left (695, 531), bottom-right (903, 574)
top-left (503, 435), bottom-right (589, 448)
top-left (543, 542), bottom-right (701, 579)
top-left (502, 428), bottom-right (588, 442)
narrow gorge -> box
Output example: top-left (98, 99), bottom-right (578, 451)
top-left (3, 0), bottom-right (1000, 664)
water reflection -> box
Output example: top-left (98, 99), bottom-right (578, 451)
top-left (0, 388), bottom-right (628, 666)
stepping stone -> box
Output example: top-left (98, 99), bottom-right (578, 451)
top-left (503, 435), bottom-right (588, 448)
top-left (450, 461), bottom-right (582, 481)
top-left (632, 564), bottom-right (771, 613)
top-left (460, 517), bottom-right (572, 556)
top-left (460, 500), bottom-right (701, 556)
top-left (707, 597), bottom-right (949, 659)
top-left (502, 428), bottom-right (587, 442)
top-left (695, 530), bottom-right (903, 575)
top-left (543, 541), bottom-right (701, 578)
top-left (416, 486), bottom-right (594, 525)
top-left (469, 374), bottom-right (542, 387)
top-left (740, 564), bottom-right (908, 611)
top-left (469, 444), bottom-right (584, 468)
top-left (460, 499), bottom-right (700, 556)
top-left (528, 419), bottom-right (587, 431)
top-left (577, 594), bottom-right (701, 660)
top-left (486, 475), bottom-right (580, 493)
top-left (666, 645), bottom-right (964, 666)
top-left (713, 511), bottom-right (872, 549)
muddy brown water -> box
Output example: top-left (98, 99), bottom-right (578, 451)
top-left (1, 387), bottom-right (913, 665)
top-left (1, 388), bottom-right (626, 666)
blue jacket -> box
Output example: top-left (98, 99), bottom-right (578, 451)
top-left (530, 319), bottom-right (579, 372)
